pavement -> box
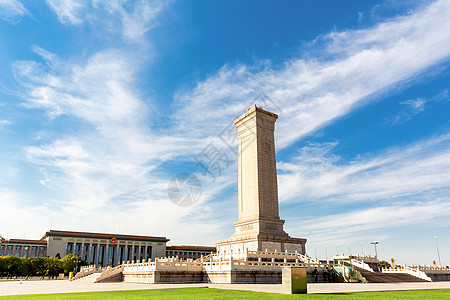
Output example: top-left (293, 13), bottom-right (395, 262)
top-left (1, 280), bottom-right (450, 296)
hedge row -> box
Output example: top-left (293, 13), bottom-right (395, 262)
top-left (0, 254), bottom-right (87, 277)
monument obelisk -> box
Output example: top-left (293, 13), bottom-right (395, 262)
top-left (216, 105), bottom-right (306, 254)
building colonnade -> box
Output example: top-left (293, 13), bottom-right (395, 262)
top-left (65, 242), bottom-right (153, 267)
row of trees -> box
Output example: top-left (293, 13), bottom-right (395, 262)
top-left (0, 254), bottom-right (88, 278)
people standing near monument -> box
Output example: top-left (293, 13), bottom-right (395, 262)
top-left (323, 268), bottom-right (329, 282)
top-left (313, 267), bottom-right (319, 283)
top-left (330, 267), bottom-right (336, 283)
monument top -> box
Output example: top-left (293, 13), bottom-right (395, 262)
top-left (234, 105), bottom-right (278, 126)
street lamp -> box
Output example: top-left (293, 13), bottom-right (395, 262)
top-left (325, 245), bottom-right (328, 263)
top-left (371, 241), bottom-right (379, 259)
top-left (336, 244), bottom-right (339, 255)
top-left (435, 236), bottom-right (442, 267)
top-left (348, 243), bottom-right (351, 256)
top-left (361, 242), bottom-right (364, 257)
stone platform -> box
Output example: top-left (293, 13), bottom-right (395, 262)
top-left (2, 280), bottom-right (450, 296)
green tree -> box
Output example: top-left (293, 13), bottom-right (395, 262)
top-left (2, 256), bottom-right (23, 277)
top-left (29, 257), bottom-right (47, 278)
top-left (61, 254), bottom-right (88, 274)
top-left (379, 260), bottom-right (390, 269)
top-left (45, 257), bottom-right (63, 278)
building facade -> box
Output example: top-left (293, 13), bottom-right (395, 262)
top-left (166, 245), bottom-right (216, 260)
top-left (0, 239), bottom-right (47, 258)
top-left (42, 230), bottom-right (169, 267)
top-left (1, 230), bottom-right (216, 267)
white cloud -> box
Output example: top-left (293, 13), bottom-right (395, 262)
top-left (10, 43), bottom-right (222, 243)
top-left (46, 0), bottom-right (166, 41)
top-left (386, 98), bottom-right (426, 124)
top-left (45, 0), bottom-right (89, 25)
top-left (293, 200), bottom-right (450, 246)
top-left (278, 134), bottom-right (450, 204)
top-left (6, 0), bottom-right (450, 252)
top-left (173, 0), bottom-right (450, 149)
top-left (94, 0), bottom-right (167, 41)
top-left (0, 119), bottom-right (11, 129)
top-left (0, 0), bottom-right (29, 23)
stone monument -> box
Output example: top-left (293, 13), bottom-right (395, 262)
top-left (216, 105), bottom-right (306, 254)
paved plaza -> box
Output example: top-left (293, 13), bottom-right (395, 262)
top-left (1, 280), bottom-right (450, 296)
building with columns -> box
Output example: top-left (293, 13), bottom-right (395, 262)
top-left (166, 245), bottom-right (216, 260)
top-left (0, 239), bottom-right (47, 258)
top-left (42, 230), bottom-right (169, 267)
top-left (1, 230), bottom-right (216, 267)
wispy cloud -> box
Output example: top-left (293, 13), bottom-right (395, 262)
top-left (278, 134), bottom-right (450, 204)
top-left (294, 199), bottom-right (450, 245)
top-left (6, 0), bottom-right (450, 250)
top-left (6, 0), bottom-right (233, 245)
top-left (0, 119), bottom-right (11, 129)
top-left (173, 0), bottom-right (450, 149)
top-left (45, 0), bottom-right (89, 25)
top-left (0, 0), bottom-right (29, 23)
top-left (394, 98), bottom-right (426, 123)
top-left (46, 0), bottom-right (166, 41)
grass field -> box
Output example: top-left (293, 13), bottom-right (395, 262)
top-left (1, 288), bottom-right (450, 299)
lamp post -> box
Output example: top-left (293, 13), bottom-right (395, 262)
top-left (336, 244), bottom-right (339, 255)
top-left (325, 245), bottom-right (328, 264)
top-left (435, 236), bottom-right (442, 267)
top-left (361, 242), bottom-right (364, 257)
top-left (371, 241), bottom-right (379, 259)
top-left (348, 243), bottom-right (351, 256)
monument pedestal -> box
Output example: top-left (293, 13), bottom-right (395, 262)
top-left (216, 234), bottom-right (306, 254)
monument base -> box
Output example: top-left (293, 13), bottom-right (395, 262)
top-left (215, 233), bottom-right (307, 255)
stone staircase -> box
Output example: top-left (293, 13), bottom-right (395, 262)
top-left (72, 265), bottom-right (104, 281)
top-left (73, 272), bottom-right (101, 283)
top-left (94, 265), bottom-right (124, 283)
top-left (353, 266), bottom-right (428, 283)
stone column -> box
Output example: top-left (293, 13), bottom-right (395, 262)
top-left (144, 246), bottom-right (148, 261)
top-left (102, 245), bottom-right (107, 267)
top-left (87, 243), bottom-right (92, 264)
top-left (95, 244), bottom-right (100, 267)
top-left (114, 245), bottom-right (119, 266)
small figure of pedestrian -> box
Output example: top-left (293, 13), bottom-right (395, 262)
top-left (330, 267), bottom-right (336, 283)
top-left (322, 268), bottom-right (329, 282)
top-left (312, 267), bottom-right (319, 283)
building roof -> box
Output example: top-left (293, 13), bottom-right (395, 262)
top-left (166, 245), bottom-right (216, 252)
top-left (7, 239), bottom-right (47, 245)
top-left (41, 230), bottom-right (169, 242)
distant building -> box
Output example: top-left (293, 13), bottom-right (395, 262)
top-left (0, 239), bottom-right (47, 258)
top-left (166, 245), bottom-right (216, 260)
top-left (41, 230), bottom-right (169, 267)
top-left (0, 230), bottom-right (215, 267)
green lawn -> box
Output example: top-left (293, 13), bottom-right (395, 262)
top-left (1, 288), bottom-right (450, 299)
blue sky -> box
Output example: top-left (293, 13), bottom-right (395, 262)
top-left (0, 0), bottom-right (449, 265)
